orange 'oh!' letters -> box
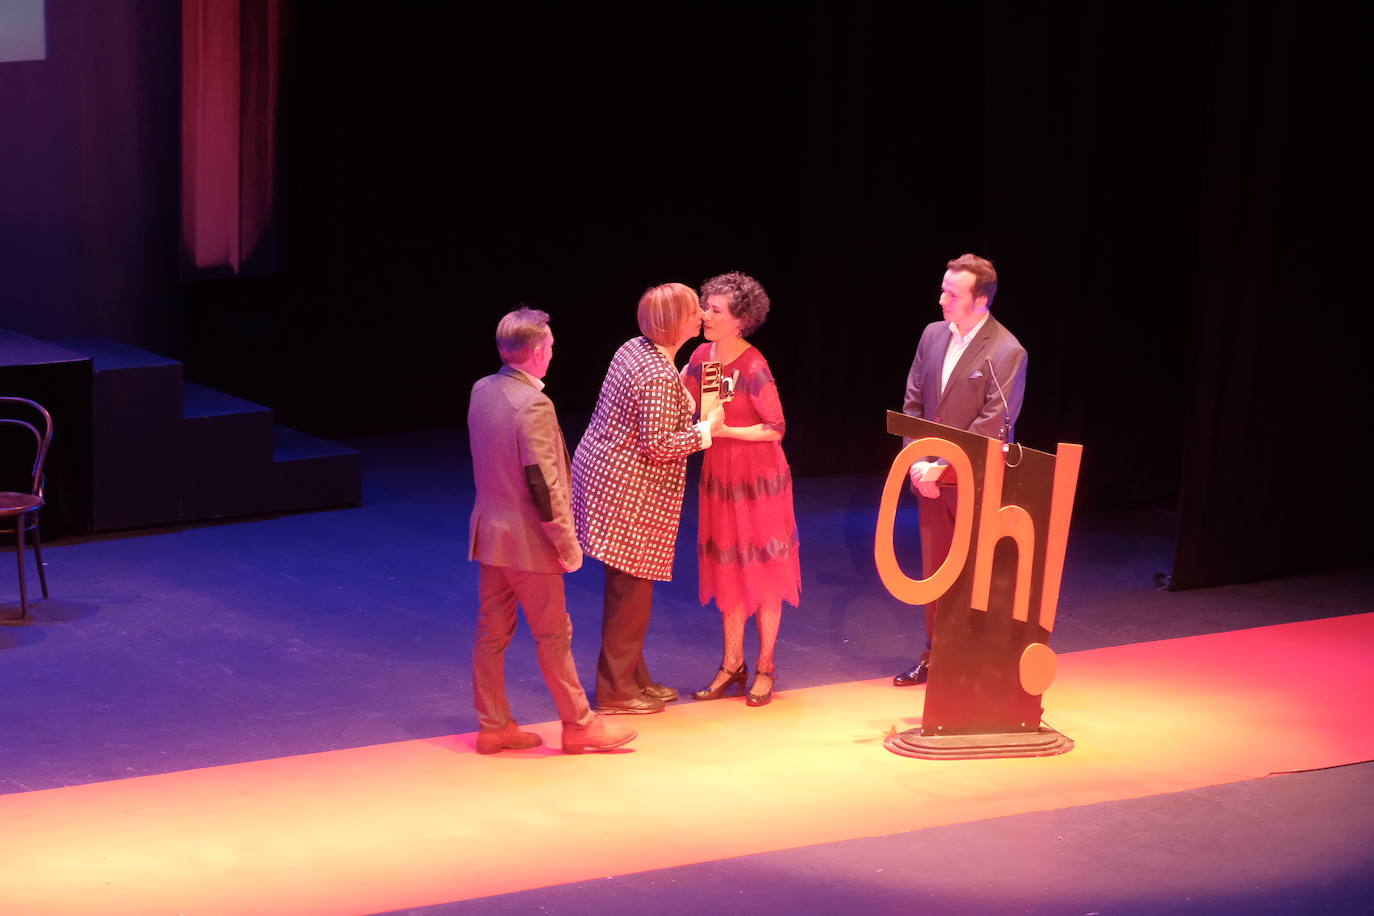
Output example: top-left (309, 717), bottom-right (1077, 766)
top-left (874, 436), bottom-right (975, 606)
top-left (875, 411), bottom-right (1082, 756)
top-left (875, 423), bottom-right (1081, 640)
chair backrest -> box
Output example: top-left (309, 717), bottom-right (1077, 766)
top-left (0, 397), bottom-right (54, 498)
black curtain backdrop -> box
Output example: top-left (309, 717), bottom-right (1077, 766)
top-left (192, 0), bottom-right (1199, 495)
top-left (3, 1), bottom-right (1368, 587)
top-left (1173, 0), bottom-right (1371, 587)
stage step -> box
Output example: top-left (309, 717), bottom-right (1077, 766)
top-left (49, 337), bottom-right (360, 531)
top-left (0, 330), bottom-right (94, 538)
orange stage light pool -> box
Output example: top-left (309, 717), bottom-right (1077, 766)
top-left (3, 614), bottom-right (1372, 914)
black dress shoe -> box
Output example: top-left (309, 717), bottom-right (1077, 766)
top-left (692, 663), bottom-right (748, 701)
top-left (892, 660), bottom-right (928, 686)
top-left (640, 682), bottom-right (679, 702)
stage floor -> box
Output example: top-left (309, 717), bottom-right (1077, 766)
top-left (5, 428), bottom-right (1374, 913)
top-left (5, 614), bottom-right (1371, 915)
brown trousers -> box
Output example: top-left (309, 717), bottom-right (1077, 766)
top-left (918, 483), bottom-right (959, 657)
top-left (595, 564), bottom-right (658, 704)
top-left (472, 562), bottom-right (594, 730)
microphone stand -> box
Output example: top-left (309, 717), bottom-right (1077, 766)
top-left (986, 357), bottom-right (1023, 468)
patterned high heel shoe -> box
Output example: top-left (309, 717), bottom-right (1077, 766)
top-left (692, 663), bottom-right (748, 701)
top-left (746, 670), bottom-right (776, 707)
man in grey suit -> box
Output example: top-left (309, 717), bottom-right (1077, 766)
top-left (893, 253), bottom-right (1028, 686)
top-left (468, 307), bottom-right (635, 753)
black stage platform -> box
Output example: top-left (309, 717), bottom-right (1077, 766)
top-left (2, 329), bottom-right (359, 536)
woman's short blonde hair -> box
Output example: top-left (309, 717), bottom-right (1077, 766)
top-left (637, 282), bottom-right (699, 346)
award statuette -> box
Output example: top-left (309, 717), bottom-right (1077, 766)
top-left (698, 360), bottom-right (739, 422)
top-left (699, 360), bottom-right (722, 421)
top-left (720, 370), bottom-right (738, 403)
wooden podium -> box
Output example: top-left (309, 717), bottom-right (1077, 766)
top-left (875, 411), bottom-right (1083, 759)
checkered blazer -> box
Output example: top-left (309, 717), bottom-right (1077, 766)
top-left (572, 336), bottom-right (705, 581)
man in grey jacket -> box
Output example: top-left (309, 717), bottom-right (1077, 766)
top-left (893, 254), bottom-right (1028, 687)
top-left (467, 307), bottom-right (635, 753)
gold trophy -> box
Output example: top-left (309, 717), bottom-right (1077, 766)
top-left (698, 360), bottom-right (738, 421)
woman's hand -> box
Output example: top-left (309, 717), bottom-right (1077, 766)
top-left (705, 404), bottom-right (726, 433)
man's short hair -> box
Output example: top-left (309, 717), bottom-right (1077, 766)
top-left (947, 253), bottom-right (998, 306)
top-left (495, 307), bottom-right (551, 364)
top-left (700, 271), bottom-right (771, 337)
top-left (637, 282), bottom-right (699, 346)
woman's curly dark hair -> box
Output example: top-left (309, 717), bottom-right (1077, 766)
top-left (699, 271), bottom-right (771, 337)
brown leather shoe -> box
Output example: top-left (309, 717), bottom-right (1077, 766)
top-left (562, 714), bottom-right (637, 754)
top-left (596, 694), bottom-right (666, 715)
top-left (475, 722), bottom-right (543, 754)
top-left (640, 682), bottom-right (679, 702)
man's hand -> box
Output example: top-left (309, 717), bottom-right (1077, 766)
top-left (909, 461), bottom-right (941, 499)
top-left (559, 554), bottom-right (583, 574)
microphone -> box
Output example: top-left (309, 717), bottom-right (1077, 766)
top-left (986, 357), bottom-right (1023, 468)
top-left (985, 357), bottom-right (1012, 443)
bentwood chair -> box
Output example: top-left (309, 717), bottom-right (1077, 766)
top-left (1, 397), bottom-right (53, 620)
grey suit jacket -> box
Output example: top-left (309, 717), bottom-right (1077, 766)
top-left (468, 365), bottom-right (581, 574)
top-left (903, 316), bottom-right (1027, 445)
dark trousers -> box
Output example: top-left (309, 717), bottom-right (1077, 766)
top-left (473, 563), bottom-right (594, 730)
top-left (917, 484), bottom-right (959, 658)
top-left (595, 564), bottom-right (656, 704)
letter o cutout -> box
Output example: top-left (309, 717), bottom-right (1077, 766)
top-left (874, 437), bottom-right (976, 606)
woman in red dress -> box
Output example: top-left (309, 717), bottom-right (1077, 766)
top-left (683, 272), bottom-right (801, 706)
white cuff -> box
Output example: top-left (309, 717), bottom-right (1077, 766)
top-left (695, 420), bottom-right (713, 448)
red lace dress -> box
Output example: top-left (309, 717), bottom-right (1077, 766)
top-left (684, 343), bottom-right (801, 615)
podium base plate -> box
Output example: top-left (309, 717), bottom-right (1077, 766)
top-left (885, 726), bottom-right (1073, 760)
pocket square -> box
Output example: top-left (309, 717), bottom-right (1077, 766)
top-left (969, 370), bottom-right (984, 379)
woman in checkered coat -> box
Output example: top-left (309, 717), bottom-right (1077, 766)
top-left (573, 282), bottom-right (721, 715)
